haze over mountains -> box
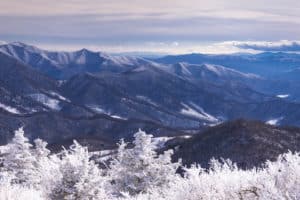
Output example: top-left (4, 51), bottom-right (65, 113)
top-left (1, 42), bottom-right (300, 148)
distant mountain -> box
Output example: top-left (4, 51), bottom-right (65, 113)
top-left (153, 53), bottom-right (300, 101)
top-left (0, 52), bottom-right (61, 114)
top-left (169, 119), bottom-right (300, 169)
top-left (160, 62), bottom-right (260, 85)
top-left (153, 52), bottom-right (300, 78)
top-left (59, 63), bottom-right (300, 129)
top-left (2, 42), bottom-right (300, 146)
top-left (0, 42), bottom-right (152, 79)
top-left (276, 68), bottom-right (300, 81)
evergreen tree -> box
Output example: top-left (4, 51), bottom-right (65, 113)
top-left (33, 138), bottom-right (62, 198)
top-left (1, 127), bottom-right (37, 186)
top-left (109, 129), bottom-right (180, 196)
top-left (33, 138), bottom-right (50, 161)
top-left (52, 140), bottom-right (108, 200)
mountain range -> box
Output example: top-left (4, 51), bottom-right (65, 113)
top-left (1, 42), bottom-right (300, 148)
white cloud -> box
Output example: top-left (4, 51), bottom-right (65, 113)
top-left (0, 0), bottom-right (299, 24)
top-left (1, 1), bottom-right (299, 54)
top-left (234, 40), bottom-right (300, 52)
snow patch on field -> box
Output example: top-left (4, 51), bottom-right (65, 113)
top-left (29, 93), bottom-right (61, 111)
top-left (0, 103), bottom-right (20, 114)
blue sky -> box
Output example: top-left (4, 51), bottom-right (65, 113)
top-left (0, 0), bottom-right (300, 54)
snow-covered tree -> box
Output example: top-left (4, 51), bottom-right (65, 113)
top-left (32, 138), bottom-right (62, 198)
top-left (1, 127), bottom-right (37, 186)
top-left (136, 152), bottom-right (300, 200)
top-left (52, 140), bottom-right (109, 200)
top-left (33, 138), bottom-right (50, 161)
top-left (109, 129), bottom-right (180, 196)
top-left (0, 127), bottom-right (299, 200)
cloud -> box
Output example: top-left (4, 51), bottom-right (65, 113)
top-left (1, 1), bottom-right (300, 54)
top-left (15, 40), bottom-right (257, 55)
top-left (235, 41), bottom-right (300, 52)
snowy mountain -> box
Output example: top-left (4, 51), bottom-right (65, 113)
top-left (0, 52), bottom-right (60, 114)
top-left (153, 52), bottom-right (300, 78)
top-left (0, 42), bottom-right (153, 79)
top-left (2, 43), bottom-right (300, 146)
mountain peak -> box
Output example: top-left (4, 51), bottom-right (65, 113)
top-left (78, 48), bottom-right (91, 53)
top-left (10, 41), bottom-right (28, 47)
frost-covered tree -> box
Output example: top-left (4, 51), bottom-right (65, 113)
top-left (0, 127), bottom-right (299, 200)
top-left (1, 127), bottom-right (37, 186)
top-left (52, 140), bottom-right (109, 200)
top-left (32, 138), bottom-right (62, 198)
top-left (109, 129), bottom-right (180, 196)
top-left (136, 152), bottom-right (300, 200)
top-left (33, 138), bottom-right (50, 161)
top-left (256, 151), bottom-right (300, 200)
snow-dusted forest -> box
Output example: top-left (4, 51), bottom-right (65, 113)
top-left (0, 128), bottom-right (299, 200)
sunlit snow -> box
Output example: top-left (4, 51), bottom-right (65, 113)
top-left (110, 115), bottom-right (127, 120)
top-left (0, 103), bottom-right (20, 114)
top-left (152, 136), bottom-right (174, 148)
top-left (181, 103), bottom-right (218, 122)
top-left (29, 94), bottom-right (61, 111)
top-left (136, 95), bottom-right (158, 106)
top-left (87, 105), bottom-right (127, 119)
top-left (266, 117), bottom-right (283, 125)
top-left (276, 94), bottom-right (290, 98)
top-left (49, 91), bottom-right (70, 102)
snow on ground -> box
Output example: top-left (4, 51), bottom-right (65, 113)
top-left (87, 105), bottom-right (127, 120)
top-left (204, 64), bottom-right (223, 75)
top-left (276, 94), bottom-right (290, 98)
top-left (87, 105), bottom-right (106, 114)
top-left (29, 94), bottom-right (61, 111)
top-left (48, 91), bottom-right (70, 102)
top-left (181, 135), bottom-right (192, 139)
top-left (152, 137), bottom-right (174, 148)
top-left (110, 115), bottom-right (127, 120)
top-left (132, 66), bottom-right (147, 72)
top-left (0, 103), bottom-right (20, 114)
top-left (203, 63), bottom-right (260, 78)
top-left (266, 117), bottom-right (283, 125)
top-left (181, 103), bottom-right (218, 122)
top-left (136, 95), bottom-right (158, 106)
top-left (176, 62), bottom-right (192, 75)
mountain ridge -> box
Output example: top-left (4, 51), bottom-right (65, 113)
top-left (1, 42), bottom-right (300, 146)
